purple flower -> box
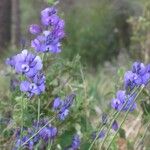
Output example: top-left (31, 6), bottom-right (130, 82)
top-left (132, 62), bottom-right (146, 76)
top-left (6, 50), bottom-right (43, 78)
top-left (111, 90), bottom-right (136, 112)
top-left (14, 132), bottom-right (36, 150)
top-left (39, 126), bottom-right (57, 142)
top-left (53, 97), bottom-right (63, 110)
top-left (31, 31), bottom-right (62, 53)
top-left (20, 73), bottom-right (45, 97)
top-left (141, 72), bottom-right (150, 85)
top-left (29, 24), bottom-right (42, 35)
top-left (112, 120), bottom-right (118, 131)
top-left (57, 93), bottom-right (76, 121)
top-left (92, 130), bottom-right (105, 140)
top-left (6, 57), bottom-right (15, 67)
top-left (52, 93), bottom-right (76, 121)
top-left (63, 93), bottom-right (76, 109)
top-left (30, 6), bottom-right (65, 54)
top-left (124, 71), bottom-right (142, 91)
top-left (41, 7), bottom-right (57, 26)
top-left (58, 108), bottom-right (69, 121)
top-left (71, 135), bottom-right (80, 150)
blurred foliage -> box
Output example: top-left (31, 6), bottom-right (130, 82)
top-left (62, 0), bottom-right (119, 68)
top-left (61, 0), bottom-right (140, 68)
top-left (128, 1), bottom-right (150, 63)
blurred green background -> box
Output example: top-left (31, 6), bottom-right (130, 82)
top-left (0, 0), bottom-right (149, 67)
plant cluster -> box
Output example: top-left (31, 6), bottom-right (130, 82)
top-left (0, 2), bottom-right (150, 150)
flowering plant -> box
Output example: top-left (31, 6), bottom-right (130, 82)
top-left (1, 1), bottom-right (150, 150)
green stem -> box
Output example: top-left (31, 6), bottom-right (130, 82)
top-left (47, 140), bottom-right (52, 150)
top-left (106, 85), bottom-right (145, 150)
top-left (21, 116), bottom-right (55, 147)
top-left (88, 111), bottom-right (118, 150)
top-left (135, 122), bottom-right (150, 149)
top-left (88, 86), bottom-right (139, 150)
top-left (37, 98), bottom-right (41, 124)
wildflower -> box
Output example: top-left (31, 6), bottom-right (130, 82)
top-left (13, 129), bottom-right (39, 150)
top-left (124, 62), bottom-right (150, 92)
top-left (124, 71), bottom-right (142, 92)
top-left (132, 62), bottom-right (146, 76)
top-left (63, 93), bottom-right (76, 109)
top-left (39, 126), bottom-right (57, 142)
top-left (41, 7), bottom-right (57, 26)
top-left (20, 73), bottom-right (45, 97)
top-left (31, 7), bottom-right (65, 54)
top-left (112, 120), bottom-right (118, 131)
top-left (92, 130), bottom-right (105, 140)
top-left (29, 24), bottom-right (42, 35)
top-left (31, 30), bottom-right (62, 53)
top-left (53, 97), bottom-right (63, 110)
top-left (6, 50), bottom-right (43, 78)
top-left (58, 108), bottom-right (69, 121)
top-left (53, 93), bottom-right (76, 121)
top-left (111, 90), bottom-right (136, 112)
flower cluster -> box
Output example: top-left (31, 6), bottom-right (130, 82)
top-left (53, 93), bottom-right (76, 120)
top-left (13, 119), bottom-right (57, 150)
top-left (111, 90), bottom-right (136, 112)
top-left (30, 7), bottom-right (65, 53)
top-left (6, 50), bottom-right (45, 97)
top-left (111, 61), bottom-right (150, 112)
top-left (124, 62), bottom-right (150, 92)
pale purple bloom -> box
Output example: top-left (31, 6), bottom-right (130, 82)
top-left (141, 73), bottom-right (150, 85)
top-left (6, 50), bottom-right (43, 78)
top-left (111, 90), bottom-right (136, 112)
top-left (71, 135), bottom-right (80, 150)
top-left (14, 132), bottom-right (36, 150)
top-left (41, 7), bottom-right (57, 26)
top-left (39, 126), bottom-right (57, 142)
top-left (112, 120), bottom-right (118, 131)
top-left (132, 62), bottom-right (146, 76)
top-left (124, 71), bottom-right (142, 91)
top-left (58, 108), bottom-right (69, 120)
top-left (53, 97), bottom-right (63, 110)
top-left (31, 31), bottom-right (62, 53)
top-left (20, 73), bottom-right (45, 97)
top-left (30, 7), bottom-right (65, 54)
top-left (63, 93), bottom-right (76, 109)
top-left (53, 94), bottom-right (76, 121)
top-left (29, 24), bottom-right (42, 35)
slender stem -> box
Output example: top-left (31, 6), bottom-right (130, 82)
top-left (106, 85), bottom-right (145, 149)
top-left (21, 116), bottom-right (55, 147)
top-left (47, 140), bottom-right (52, 150)
top-left (20, 95), bottom-right (24, 138)
top-left (135, 122), bottom-right (150, 149)
top-left (88, 86), bottom-right (139, 150)
top-left (88, 111), bottom-right (118, 150)
top-left (37, 98), bottom-right (41, 124)
top-left (134, 101), bottom-right (150, 149)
